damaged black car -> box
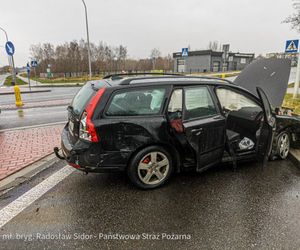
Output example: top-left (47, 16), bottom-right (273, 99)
top-left (54, 58), bottom-right (300, 189)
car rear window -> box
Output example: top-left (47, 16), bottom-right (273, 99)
top-left (106, 88), bottom-right (166, 116)
top-left (71, 81), bottom-right (106, 115)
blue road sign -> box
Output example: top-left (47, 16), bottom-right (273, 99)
top-left (5, 41), bottom-right (15, 56)
top-left (285, 40), bottom-right (299, 53)
top-left (31, 60), bottom-right (38, 67)
top-left (182, 48), bottom-right (188, 57)
top-left (26, 63), bottom-right (31, 74)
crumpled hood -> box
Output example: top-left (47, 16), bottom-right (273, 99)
top-left (234, 58), bottom-right (291, 107)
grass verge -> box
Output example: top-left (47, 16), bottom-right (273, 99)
top-left (4, 76), bottom-right (28, 86)
top-left (283, 94), bottom-right (300, 115)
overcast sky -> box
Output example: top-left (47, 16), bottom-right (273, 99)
top-left (0, 0), bottom-right (298, 67)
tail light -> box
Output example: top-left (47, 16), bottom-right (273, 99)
top-left (79, 88), bottom-right (106, 142)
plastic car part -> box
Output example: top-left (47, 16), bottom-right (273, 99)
top-left (239, 137), bottom-right (255, 150)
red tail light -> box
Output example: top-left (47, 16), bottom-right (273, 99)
top-left (79, 88), bottom-right (106, 142)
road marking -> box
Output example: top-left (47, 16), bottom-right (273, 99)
top-left (0, 166), bottom-right (75, 229)
top-left (0, 121), bottom-right (67, 133)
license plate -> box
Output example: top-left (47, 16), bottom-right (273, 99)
top-left (69, 120), bottom-right (74, 135)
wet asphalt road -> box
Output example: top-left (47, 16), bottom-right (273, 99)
top-left (0, 159), bottom-right (299, 249)
top-left (0, 106), bottom-right (67, 130)
top-left (0, 87), bottom-right (79, 106)
top-left (0, 86), bottom-right (79, 130)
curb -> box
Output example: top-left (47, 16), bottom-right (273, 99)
top-left (288, 149), bottom-right (300, 168)
top-left (0, 89), bottom-right (51, 95)
top-left (0, 153), bottom-right (59, 195)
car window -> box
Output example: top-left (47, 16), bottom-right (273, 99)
top-left (216, 88), bottom-right (259, 111)
top-left (184, 87), bottom-right (218, 120)
top-left (106, 88), bottom-right (166, 116)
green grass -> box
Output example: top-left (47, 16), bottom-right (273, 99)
top-left (282, 93), bottom-right (300, 115)
top-left (4, 76), bottom-right (28, 86)
top-left (30, 75), bottom-right (103, 84)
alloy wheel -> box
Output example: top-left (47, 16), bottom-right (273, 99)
top-left (137, 151), bottom-right (170, 185)
top-left (278, 133), bottom-right (290, 159)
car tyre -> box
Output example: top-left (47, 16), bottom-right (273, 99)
top-left (276, 131), bottom-right (290, 160)
top-left (127, 146), bottom-right (173, 189)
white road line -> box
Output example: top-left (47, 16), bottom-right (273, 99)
top-left (0, 121), bottom-right (67, 133)
top-left (0, 166), bottom-right (75, 229)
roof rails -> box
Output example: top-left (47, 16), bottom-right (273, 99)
top-left (103, 72), bottom-right (184, 79)
top-left (102, 72), bottom-right (234, 85)
top-left (112, 75), bottom-right (234, 85)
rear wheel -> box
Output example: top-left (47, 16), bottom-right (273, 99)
top-left (276, 132), bottom-right (290, 160)
top-left (127, 146), bottom-right (173, 189)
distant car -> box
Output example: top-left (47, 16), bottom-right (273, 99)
top-left (54, 59), bottom-right (300, 189)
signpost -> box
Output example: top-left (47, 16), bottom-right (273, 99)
top-left (26, 62), bottom-right (31, 91)
top-left (31, 59), bottom-right (38, 80)
top-left (286, 40), bottom-right (300, 98)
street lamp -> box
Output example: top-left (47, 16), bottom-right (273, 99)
top-left (0, 26), bottom-right (16, 85)
top-left (81, 0), bottom-right (92, 80)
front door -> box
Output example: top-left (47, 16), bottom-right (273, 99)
top-left (256, 87), bottom-right (276, 166)
top-left (182, 86), bottom-right (226, 171)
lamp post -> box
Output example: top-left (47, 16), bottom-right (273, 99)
top-left (81, 0), bottom-right (92, 80)
top-left (0, 26), bottom-right (16, 85)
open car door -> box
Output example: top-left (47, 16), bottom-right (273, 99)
top-left (256, 87), bottom-right (276, 166)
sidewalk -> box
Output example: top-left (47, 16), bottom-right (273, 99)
top-left (17, 75), bottom-right (84, 87)
top-left (0, 124), bottom-right (64, 181)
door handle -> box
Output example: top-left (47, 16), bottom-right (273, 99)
top-left (191, 128), bottom-right (203, 136)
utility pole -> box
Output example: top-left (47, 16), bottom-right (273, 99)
top-left (81, 0), bottom-right (92, 80)
top-left (293, 52), bottom-right (300, 98)
top-left (0, 26), bottom-right (16, 85)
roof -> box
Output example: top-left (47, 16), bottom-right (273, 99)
top-left (173, 50), bottom-right (223, 58)
top-left (173, 50), bottom-right (255, 58)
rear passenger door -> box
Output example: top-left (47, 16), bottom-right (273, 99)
top-left (183, 86), bottom-right (226, 171)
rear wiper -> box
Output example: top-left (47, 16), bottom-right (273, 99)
top-left (90, 82), bottom-right (99, 91)
top-left (67, 105), bottom-right (74, 112)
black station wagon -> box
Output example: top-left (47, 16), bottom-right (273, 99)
top-left (55, 59), bottom-right (300, 189)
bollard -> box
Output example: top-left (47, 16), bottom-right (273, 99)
top-left (221, 73), bottom-right (226, 79)
top-left (14, 85), bottom-right (23, 107)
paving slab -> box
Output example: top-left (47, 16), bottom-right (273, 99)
top-left (0, 125), bottom-right (64, 181)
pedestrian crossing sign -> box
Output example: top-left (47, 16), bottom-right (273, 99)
top-left (285, 40), bottom-right (299, 53)
top-left (182, 48), bottom-right (189, 57)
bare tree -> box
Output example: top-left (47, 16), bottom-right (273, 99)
top-left (30, 41), bottom-right (173, 75)
top-left (283, 0), bottom-right (300, 32)
top-left (150, 48), bottom-right (161, 70)
top-left (208, 41), bottom-right (219, 51)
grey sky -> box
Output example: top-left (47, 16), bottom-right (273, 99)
top-left (0, 0), bottom-right (298, 67)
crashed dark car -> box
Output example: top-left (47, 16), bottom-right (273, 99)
top-left (54, 59), bottom-right (300, 189)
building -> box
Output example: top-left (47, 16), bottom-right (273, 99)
top-left (173, 49), bottom-right (255, 73)
top-left (266, 52), bottom-right (298, 66)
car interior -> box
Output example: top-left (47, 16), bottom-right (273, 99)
top-left (216, 87), bottom-right (264, 155)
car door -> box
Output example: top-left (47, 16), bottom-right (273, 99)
top-left (256, 87), bottom-right (276, 166)
top-left (182, 86), bottom-right (226, 171)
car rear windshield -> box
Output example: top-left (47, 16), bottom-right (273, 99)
top-left (106, 87), bottom-right (166, 116)
top-left (71, 80), bottom-right (106, 115)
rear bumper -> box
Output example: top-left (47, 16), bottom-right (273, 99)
top-left (54, 125), bottom-right (128, 173)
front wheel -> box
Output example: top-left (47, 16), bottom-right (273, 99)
top-left (276, 132), bottom-right (290, 160)
top-left (127, 146), bottom-right (173, 189)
